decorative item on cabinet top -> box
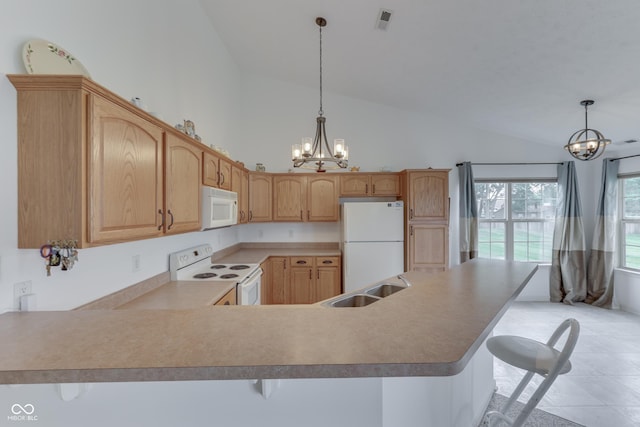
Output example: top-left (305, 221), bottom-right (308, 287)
top-left (22, 39), bottom-right (91, 78)
top-left (175, 119), bottom-right (202, 142)
top-left (40, 239), bottom-right (79, 277)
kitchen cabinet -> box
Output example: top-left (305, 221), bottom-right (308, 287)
top-left (9, 75), bottom-right (203, 248)
top-left (164, 133), bottom-right (203, 234)
top-left (402, 169), bottom-right (450, 273)
top-left (265, 256), bottom-right (288, 304)
top-left (264, 256), bottom-right (341, 304)
top-left (214, 287), bottom-right (237, 306)
top-left (408, 223), bottom-right (449, 274)
top-left (231, 164), bottom-right (249, 224)
top-left (273, 175), bottom-right (307, 222)
top-left (340, 173), bottom-right (400, 197)
top-left (272, 174), bottom-right (339, 222)
top-left (248, 172), bottom-right (273, 222)
top-left (203, 151), bottom-right (232, 191)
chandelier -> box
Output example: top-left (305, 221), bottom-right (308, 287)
top-left (291, 17), bottom-right (348, 172)
top-left (564, 99), bottom-right (610, 161)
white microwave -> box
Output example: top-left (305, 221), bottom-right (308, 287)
top-left (202, 187), bottom-right (238, 230)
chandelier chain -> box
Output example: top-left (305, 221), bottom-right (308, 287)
top-left (318, 23), bottom-right (323, 117)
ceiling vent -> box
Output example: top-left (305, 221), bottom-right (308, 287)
top-left (376, 8), bottom-right (393, 30)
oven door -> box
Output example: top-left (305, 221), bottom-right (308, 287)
top-left (237, 268), bottom-right (262, 305)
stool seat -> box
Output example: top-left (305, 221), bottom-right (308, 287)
top-left (482, 318), bottom-right (579, 427)
top-left (487, 335), bottom-right (572, 376)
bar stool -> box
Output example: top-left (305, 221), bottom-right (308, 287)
top-left (483, 318), bottom-right (580, 427)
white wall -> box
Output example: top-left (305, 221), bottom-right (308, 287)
top-left (0, 0), bottom-right (242, 311)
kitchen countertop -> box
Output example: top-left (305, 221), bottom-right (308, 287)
top-left (0, 259), bottom-right (537, 384)
top-left (116, 281), bottom-right (237, 310)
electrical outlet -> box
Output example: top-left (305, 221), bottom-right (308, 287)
top-left (132, 255), bottom-right (141, 272)
top-left (13, 281), bottom-right (32, 310)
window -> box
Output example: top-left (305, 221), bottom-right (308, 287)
top-left (620, 175), bottom-right (640, 270)
top-left (475, 181), bottom-right (558, 263)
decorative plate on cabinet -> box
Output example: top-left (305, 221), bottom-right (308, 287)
top-left (22, 39), bottom-right (91, 78)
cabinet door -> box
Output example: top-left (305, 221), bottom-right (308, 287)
top-left (202, 151), bottom-right (220, 187)
top-left (88, 95), bottom-right (164, 243)
top-left (267, 257), bottom-right (288, 304)
top-left (164, 134), bottom-right (202, 234)
top-left (340, 174), bottom-right (370, 196)
top-left (290, 267), bottom-right (314, 304)
top-left (248, 173), bottom-right (272, 222)
top-left (408, 224), bottom-right (449, 274)
top-left (231, 165), bottom-right (249, 224)
top-left (315, 256), bottom-right (341, 302)
top-left (307, 176), bottom-right (339, 221)
top-left (408, 171), bottom-right (449, 221)
top-left (371, 174), bottom-right (400, 196)
top-left (214, 288), bottom-right (237, 306)
top-left (218, 156), bottom-right (232, 191)
top-left (273, 175), bottom-right (306, 222)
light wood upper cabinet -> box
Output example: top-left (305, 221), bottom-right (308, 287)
top-left (307, 175), bottom-right (339, 221)
top-left (272, 174), bottom-right (339, 222)
top-left (203, 151), bottom-right (232, 190)
top-left (9, 75), bottom-right (205, 248)
top-left (273, 175), bottom-right (307, 222)
top-left (405, 170), bottom-right (449, 222)
top-left (88, 94), bottom-right (165, 243)
top-left (340, 173), bottom-right (400, 197)
top-left (164, 133), bottom-right (202, 234)
top-left (231, 165), bottom-right (249, 224)
top-left (248, 172), bottom-right (273, 222)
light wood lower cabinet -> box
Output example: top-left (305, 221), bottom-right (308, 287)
top-left (408, 224), bottom-right (449, 274)
top-left (214, 287), bottom-right (237, 306)
top-left (263, 256), bottom-right (341, 304)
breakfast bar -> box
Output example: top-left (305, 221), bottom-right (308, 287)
top-left (0, 259), bottom-right (537, 426)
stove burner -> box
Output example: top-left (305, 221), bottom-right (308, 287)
top-left (220, 273), bottom-right (239, 279)
top-left (229, 265), bottom-right (250, 270)
top-left (210, 265), bottom-right (227, 270)
top-left (193, 272), bottom-right (218, 279)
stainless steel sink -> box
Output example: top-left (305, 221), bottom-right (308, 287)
top-left (364, 283), bottom-right (405, 298)
top-left (324, 294), bottom-right (380, 307)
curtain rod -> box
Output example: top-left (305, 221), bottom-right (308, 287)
top-left (609, 153), bottom-right (640, 161)
top-left (455, 162), bottom-right (562, 167)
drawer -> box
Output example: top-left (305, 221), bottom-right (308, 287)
top-left (290, 256), bottom-right (314, 266)
top-left (316, 256), bottom-right (340, 266)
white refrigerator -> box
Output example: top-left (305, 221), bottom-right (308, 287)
top-left (341, 201), bottom-right (405, 293)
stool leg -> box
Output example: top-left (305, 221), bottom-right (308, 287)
top-left (502, 370), bottom-right (535, 414)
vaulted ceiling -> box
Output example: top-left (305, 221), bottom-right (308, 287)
top-left (201, 0), bottom-right (640, 154)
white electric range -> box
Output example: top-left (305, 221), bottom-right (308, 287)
top-left (169, 244), bottom-right (261, 305)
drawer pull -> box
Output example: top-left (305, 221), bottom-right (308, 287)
top-left (296, 260), bottom-right (307, 265)
top-left (322, 260), bottom-right (333, 264)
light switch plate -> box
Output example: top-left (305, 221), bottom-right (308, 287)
top-left (13, 281), bottom-right (32, 310)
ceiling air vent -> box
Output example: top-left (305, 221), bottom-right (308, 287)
top-left (376, 8), bottom-right (393, 30)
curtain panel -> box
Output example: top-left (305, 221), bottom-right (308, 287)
top-left (458, 162), bottom-right (478, 263)
top-left (550, 161), bottom-right (587, 304)
top-left (586, 158), bottom-right (619, 307)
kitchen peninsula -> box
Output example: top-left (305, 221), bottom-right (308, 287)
top-left (0, 259), bottom-right (536, 426)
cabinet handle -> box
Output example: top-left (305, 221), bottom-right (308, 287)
top-left (307, 210), bottom-right (310, 221)
top-left (410, 225), bottom-right (414, 236)
top-left (220, 172), bottom-right (225, 185)
top-left (365, 183), bottom-right (369, 194)
top-left (300, 210), bottom-right (303, 220)
top-left (322, 260), bottom-right (332, 264)
top-left (372, 184), bottom-right (376, 194)
top-left (167, 210), bottom-right (174, 230)
top-left (296, 260), bottom-right (307, 265)
top-left (410, 208), bottom-right (414, 219)
top-left (309, 269), bottom-right (312, 280)
top-left (317, 270), bottom-right (320, 279)
top-left (224, 301), bottom-right (230, 306)
top-left (157, 209), bottom-right (165, 230)
top-left (284, 259), bottom-right (287, 269)
top-left (249, 211), bottom-right (253, 221)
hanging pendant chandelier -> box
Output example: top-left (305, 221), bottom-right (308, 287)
top-left (564, 99), bottom-right (610, 161)
top-left (291, 17), bottom-right (348, 173)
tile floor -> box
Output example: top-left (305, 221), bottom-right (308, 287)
top-left (493, 301), bottom-right (640, 427)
